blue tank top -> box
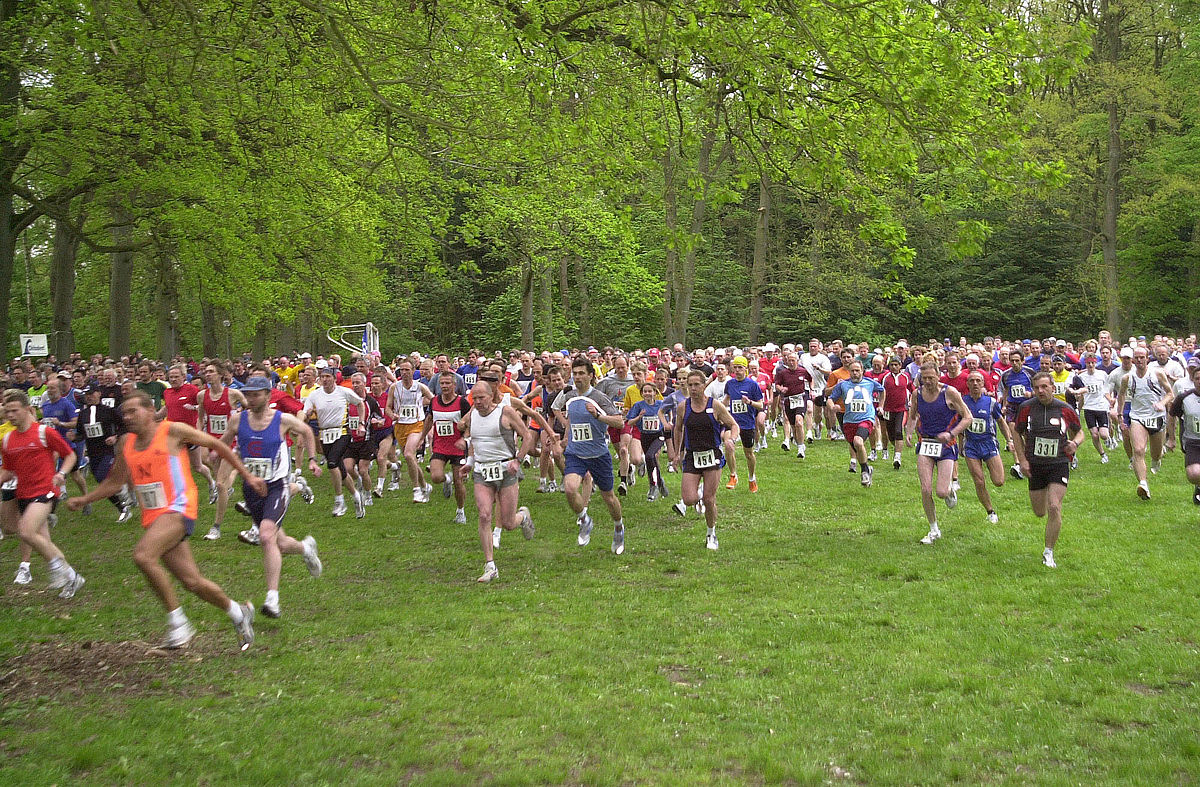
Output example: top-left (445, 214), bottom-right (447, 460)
top-left (683, 397), bottom-right (722, 452)
top-left (917, 386), bottom-right (956, 437)
top-left (236, 409), bottom-right (287, 482)
top-left (962, 393), bottom-right (1001, 446)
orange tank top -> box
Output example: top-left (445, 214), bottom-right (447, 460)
top-left (122, 421), bottom-right (199, 527)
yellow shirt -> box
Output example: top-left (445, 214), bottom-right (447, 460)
top-left (1050, 369), bottom-right (1073, 403)
top-left (277, 364), bottom-right (300, 390)
top-left (623, 385), bottom-right (655, 412)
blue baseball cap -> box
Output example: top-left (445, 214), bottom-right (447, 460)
top-left (242, 376), bottom-right (272, 392)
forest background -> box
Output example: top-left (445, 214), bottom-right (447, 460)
top-left (3, 0), bottom-right (1198, 360)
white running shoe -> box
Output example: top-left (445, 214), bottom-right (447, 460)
top-left (519, 506), bottom-right (535, 540)
top-left (477, 564), bottom-right (499, 583)
top-left (237, 527), bottom-right (260, 546)
top-left (354, 492), bottom-right (366, 519)
top-left (46, 561), bottom-right (69, 589)
top-left (261, 598), bottom-right (281, 619)
top-left (1010, 464), bottom-right (1025, 480)
top-left (1100, 453), bottom-right (1109, 464)
top-left (868, 450), bottom-right (877, 462)
top-left (1137, 480), bottom-right (1150, 500)
top-left (301, 535), bottom-right (323, 578)
top-left (387, 480), bottom-right (401, 492)
top-left (797, 443), bottom-right (806, 459)
top-left (60, 574), bottom-right (85, 604)
top-left (987, 512), bottom-right (999, 525)
top-left (849, 459), bottom-right (858, 473)
top-left (577, 513), bottom-right (593, 546)
top-left (161, 620), bottom-right (196, 649)
top-left (298, 479), bottom-right (315, 504)
top-left (443, 479), bottom-right (452, 498)
top-left (412, 488), bottom-right (424, 503)
top-left (945, 489), bottom-right (958, 509)
top-left (881, 448), bottom-right (889, 460)
top-left (363, 491), bottom-right (373, 507)
top-left (1042, 548), bottom-right (1056, 568)
top-left (696, 501), bottom-right (706, 515)
top-left (780, 440), bottom-right (790, 452)
top-left (13, 565), bottom-right (32, 585)
top-left (950, 479), bottom-right (961, 494)
top-left (208, 483), bottom-right (218, 505)
top-left (454, 508), bottom-right (467, 524)
top-left (423, 483), bottom-right (433, 500)
top-left (203, 525), bottom-right (221, 541)
top-left (920, 526), bottom-right (942, 545)
top-left (861, 469), bottom-right (872, 487)
top-left (612, 527), bottom-right (625, 555)
top-left (672, 501), bottom-right (687, 517)
top-left (234, 602), bottom-right (255, 651)
top-left (706, 532), bottom-right (719, 551)
top-left (332, 500), bottom-right (347, 517)
top-left (492, 526), bottom-right (502, 549)
top-left (1151, 460), bottom-right (1160, 475)
top-left (806, 430), bottom-right (814, 443)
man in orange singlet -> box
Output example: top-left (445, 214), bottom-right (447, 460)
top-left (68, 391), bottom-right (264, 651)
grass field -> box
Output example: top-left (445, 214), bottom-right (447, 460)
top-left (3, 434), bottom-right (1200, 784)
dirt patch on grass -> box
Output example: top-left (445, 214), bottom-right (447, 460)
top-left (0, 637), bottom-right (228, 705)
top-left (1126, 682), bottom-right (1165, 696)
top-left (659, 664), bottom-right (703, 687)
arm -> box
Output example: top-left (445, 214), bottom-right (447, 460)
top-left (509, 395), bottom-right (555, 435)
top-left (66, 436), bottom-right (132, 508)
top-left (944, 388), bottom-right (973, 442)
top-left (904, 390), bottom-right (919, 445)
top-left (712, 400), bottom-right (740, 443)
top-left (169, 422), bottom-right (267, 496)
top-left (280, 413), bottom-right (322, 477)
top-left (502, 407), bottom-right (533, 465)
top-left (672, 401), bottom-right (686, 457)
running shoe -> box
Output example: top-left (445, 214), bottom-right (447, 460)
top-left (519, 506), bottom-right (535, 540)
top-left (13, 565), bottom-right (31, 585)
top-left (297, 478), bottom-right (315, 504)
top-left (454, 508), bottom-right (467, 524)
top-left (725, 474), bottom-right (738, 490)
top-left (208, 482), bottom-right (218, 505)
top-left (861, 468), bottom-right (872, 487)
top-left (332, 500), bottom-right (347, 517)
top-left (893, 456), bottom-right (902, 470)
top-left (638, 462), bottom-right (647, 477)
top-left (618, 481), bottom-right (628, 496)
top-left (1151, 460), bottom-right (1161, 475)
top-left (412, 488), bottom-right (424, 503)
top-left (443, 479), bottom-right (452, 498)
top-left (301, 535), bottom-right (323, 577)
top-left (203, 525), bottom-right (221, 541)
top-left (1100, 453), bottom-right (1109, 464)
top-left (235, 500), bottom-right (251, 518)
top-left (706, 531), bottom-right (719, 551)
top-left (946, 488), bottom-right (958, 509)
top-left (848, 460), bottom-right (857, 473)
top-left (748, 479), bottom-right (759, 493)
top-left (577, 513), bottom-right (594, 546)
top-left (234, 602), bottom-right (255, 651)
top-left (920, 526), bottom-right (941, 545)
top-left (354, 492), bottom-right (366, 519)
top-left (950, 479), bottom-right (961, 494)
top-left (987, 511), bottom-right (999, 525)
top-left (1137, 480), bottom-right (1150, 500)
top-left (1010, 464), bottom-right (1025, 480)
top-left (536, 479), bottom-right (548, 493)
top-left (238, 527), bottom-right (260, 546)
top-left (647, 486), bottom-right (659, 502)
top-left (477, 564), bottom-right (499, 583)
top-left (59, 574), bottom-right (84, 602)
top-left (672, 501), bottom-right (687, 517)
top-left (161, 620), bottom-right (196, 649)
top-left (1194, 486), bottom-right (1200, 506)
top-left (612, 527), bottom-right (625, 555)
top-left (868, 449), bottom-right (877, 462)
top-left (780, 440), bottom-right (790, 452)
top-left (116, 506), bottom-right (133, 524)
top-left (797, 443), bottom-right (806, 459)
top-left (492, 526), bottom-right (502, 549)
top-left (261, 598), bottom-right (281, 619)
top-left (1042, 548), bottom-right (1056, 569)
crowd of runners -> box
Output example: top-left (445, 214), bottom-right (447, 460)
top-left (2, 330), bottom-right (1199, 650)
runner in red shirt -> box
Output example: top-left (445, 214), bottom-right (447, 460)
top-left (0, 389), bottom-right (85, 598)
top-left (368, 374), bottom-right (399, 495)
top-left (160, 364), bottom-right (217, 492)
top-left (196, 361), bottom-right (247, 541)
top-left (879, 358), bottom-right (913, 469)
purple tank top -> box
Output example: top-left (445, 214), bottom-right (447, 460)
top-left (917, 386), bottom-right (955, 437)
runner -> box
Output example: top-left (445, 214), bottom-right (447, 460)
top-left (0, 389), bottom-right (84, 597)
top-left (1116, 347), bottom-right (1174, 500)
top-left (1000, 349), bottom-right (1035, 479)
top-left (1069, 353), bottom-right (1113, 463)
top-left (40, 377), bottom-right (90, 499)
top-left (773, 350), bottom-right (812, 458)
top-left (302, 366), bottom-right (366, 517)
top-left (532, 365), bottom-right (569, 493)
top-left (218, 376), bottom-right (323, 617)
top-left (905, 363), bottom-right (973, 544)
top-left (723, 356), bottom-right (764, 491)
top-left (461, 382), bottom-right (534, 582)
top-left (596, 356), bottom-right (638, 494)
top-left (555, 357), bottom-right (627, 554)
top-left (626, 381), bottom-right (669, 500)
top-left (346, 373), bottom-right (383, 509)
top-left (1169, 363), bottom-right (1200, 506)
top-left (1013, 372), bottom-right (1084, 568)
top-left (67, 391), bottom-right (258, 648)
top-left (77, 386), bottom-right (133, 522)
top-left (368, 373), bottom-right (398, 498)
top-left (879, 357), bottom-right (912, 469)
top-left (962, 371), bottom-right (1013, 523)
top-left (828, 360), bottom-right (885, 487)
top-left (386, 360), bottom-right (435, 504)
top-left (673, 369), bottom-right (739, 550)
top-left (196, 362), bottom-right (248, 540)
top-left (419, 373), bottom-right (471, 524)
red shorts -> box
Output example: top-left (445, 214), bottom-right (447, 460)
top-left (843, 420), bottom-right (874, 443)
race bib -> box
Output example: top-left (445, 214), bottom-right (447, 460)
top-left (692, 449), bottom-right (719, 469)
top-left (477, 461), bottom-right (504, 482)
top-left (348, 416), bottom-right (361, 432)
top-left (102, 397), bottom-right (116, 409)
top-left (435, 420), bottom-right (456, 437)
top-left (84, 422), bottom-right (104, 439)
top-left (1138, 416), bottom-right (1164, 431)
top-left (1187, 415), bottom-right (1200, 434)
top-left (641, 416), bottom-right (661, 432)
top-left (1010, 385), bottom-right (1027, 399)
top-left (320, 427), bottom-right (344, 444)
top-left (880, 410), bottom-right (891, 422)
top-left (207, 415), bottom-right (228, 435)
top-left (1087, 384), bottom-right (1102, 395)
top-left (244, 457), bottom-right (272, 479)
top-left (135, 482), bottom-right (165, 509)
top-left (571, 423), bottom-right (593, 442)
top-left (463, 373), bottom-right (477, 386)
top-left (918, 440), bottom-right (944, 458)
top-left (788, 395), bottom-right (804, 410)
top-left (969, 418), bottom-right (986, 434)
top-left (399, 405), bottom-right (420, 421)
top-left (1033, 436), bottom-right (1060, 458)
top-left (730, 399), bottom-right (748, 415)
top-left (848, 399), bottom-right (868, 414)
top-left (1053, 382), bottom-right (1067, 396)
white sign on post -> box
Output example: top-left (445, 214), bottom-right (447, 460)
top-left (20, 334), bottom-right (48, 357)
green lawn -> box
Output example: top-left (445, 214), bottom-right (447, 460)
top-left (3, 437), bottom-right (1199, 784)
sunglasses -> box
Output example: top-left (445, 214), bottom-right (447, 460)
top-left (479, 375), bottom-right (500, 382)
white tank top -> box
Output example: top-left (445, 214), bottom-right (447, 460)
top-left (1128, 369), bottom-right (1166, 420)
top-left (391, 381), bottom-right (425, 424)
top-left (470, 404), bottom-right (516, 463)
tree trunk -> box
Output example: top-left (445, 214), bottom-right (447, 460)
top-left (749, 172), bottom-right (770, 343)
top-left (573, 254), bottom-right (590, 344)
top-left (672, 119), bottom-right (718, 346)
top-left (200, 293), bottom-right (219, 358)
top-left (540, 261), bottom-right (553, 349)
top-left (662, 146), bottom-right (678, 344)
top-left (155, 252), bottom-right (178, 361)
top-left (24, 228), bottom-right (34, 332)
top-left (519, 255), bottom-right (534, 351)
top-left (1100, 0), bottom-right (1122, 338)
top-left (51, 217), bottom-right (83, 358)
top-left (0, 0), bottom-right (21, 355)
top-left (253, 326), bottom-right (267, 361)
top-left (558, 254), bottom-right (571, 340)
top-left (109, 202), bottom-right (135, 357)
top-left (1190, 217), bottom-right (1200, 337)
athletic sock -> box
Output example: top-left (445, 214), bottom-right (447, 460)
top-left (167, 607), bottom-right (187, 627)
top-left (265, 589), bottom-right (279, 607)
top-left (227, 600), bottom-right (244, 623)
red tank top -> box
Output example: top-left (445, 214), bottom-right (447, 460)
top-left (203, 386), bottom-right (232, 437)
top-left (163, 383), bottom-right (200, 427)
top-left (430, 394), bottom-right (467, 456)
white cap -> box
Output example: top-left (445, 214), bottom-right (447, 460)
top-left (299, 352), bottom-right (312, 359)
top-left (315, 359), bottom-right (329, 369)
top-left (1120, 347), bottom-right (1134, 359)
top-left (763, 342), bottom-right (778, 351)
top-left (782, 343), bottom-right (795, 352)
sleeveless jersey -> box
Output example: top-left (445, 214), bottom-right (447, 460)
top-left (236, 410), bottom-right (289, 482)
top-left (962, 393), bottom-right (1003, 449)
top-left (123, 421), bottom-right (199, 526)
top-left (390, 381), bottom-right (425, 424)
top-left (431, 394), bottom-right (468, 456)
top-left (1127, 369), bottom-right (1167, 421)
top-left (682, 397), bottom-right (722, 453)
top-left (203, 386), bottom-right (233, 437)
top-left (916, 386), bottom-right (957, 438)
top-left (1001, 368), bottom-right (1033, 412)
top-left (470, 404), bottom-right (516, 463)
